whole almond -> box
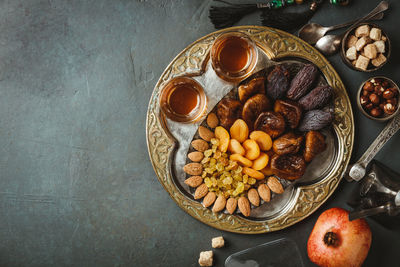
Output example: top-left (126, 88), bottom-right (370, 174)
top-left (212, 195), bottom-right (226, 212)
top-left (238, 196), bottom-right (251, 217)
top-left (207, 113), bottom-right (219, 128)
top-left (267, 176), bottom-right (284, 194)
top-left (258, 184), bottom-right (271, 202)
top-left (226, 197), bottom-right (237, 214)
top-left (184, 176), bottom-right (203, 188)
top-left (183, 163), bottom-right (203, 176)
top-left (198, 126), bottom-right (215, 142)
top-left (247, 188), bottom-right (260, 207)
top-left (194, 184), bottom-right (208, 199)
top-left (203, 192), bottom-right (216, 207)
top-left (188, 151), bottom-right (204, 162)
top-left (191, 139), bottom-right (209, 152)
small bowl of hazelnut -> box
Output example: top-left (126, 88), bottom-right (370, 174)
top-left (358, 77), bottom-right (399, 121)
top-left (341, 23), bottom-right (391, 72)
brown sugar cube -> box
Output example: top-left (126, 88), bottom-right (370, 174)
top-left (199, 251), bottom-right (213, 267)
top-left (372, 53), bottom-right (387, 67)
top-left (374, 40), bottom-right (386, 54)
top-left (370, 28), bottom-right (382, 41)
top-left (364, 44), bottom-right (378, 59)
top-left (355, 36), bottom-right (371, 51)
top-left (346, 35), bottom-right (358, 48)
top-left (355, 55), bottom-right (370, 71)
top-left (346, 46), bottom-right (357, 61)
top-left (355, 25), bottom-right (370, 37)
top-left (211, 236), bottom-right (225, 248)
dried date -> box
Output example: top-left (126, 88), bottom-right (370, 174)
top-left (254, 111), bottom-right (285, 139)
top-left (217, 98), bottom-right (242, 129)
top-left (266, 65), bottom-right (290, 100)
top-left (304, 131), bottom-right (326, 162)
top-left (274, 99), bottom-right (303, 129)
top-left (287, 64), bottom-right (318, 100)
top-left (298, 110), bottom-right (333, 132)
top-left (273, 132), bottom-right (304, 155)
top-left (242, 94), bottom-right (271, 130)
top-left (271, 154), bottom-right (306, 180)
top-left (298, 85), bottom-right (333, 111)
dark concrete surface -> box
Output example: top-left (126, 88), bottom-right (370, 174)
top-left (0, 0), bottom-right (399, 266)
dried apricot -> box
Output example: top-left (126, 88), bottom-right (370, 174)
top-left (249, 131), bottom-right (272, 151)
top-left (228, 139), bottom-right (245, 155)
top-left (252, 152), bottom-right (269, 170)
top-left (242, 139), bottom-right (260, 160)
top-left (230, 154), bottom-right (253, 167)
top-left (230, 119), bottom-right (249, 143)
top-left (215, 126), bottom-right (230, 153)
top-left (243, 167), bottom-right (265, 180)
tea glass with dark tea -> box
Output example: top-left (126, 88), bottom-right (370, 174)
top-left (210, 31), bottom-right (258, 82)
top-left (159, 76), bottom-right (207, 123)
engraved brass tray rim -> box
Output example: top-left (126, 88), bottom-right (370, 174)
top-left (146, 26), bottom-right (354, 234)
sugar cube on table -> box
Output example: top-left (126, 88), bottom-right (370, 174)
top-left (355, 55), bottom-right (370, 71)
top-left (211, 236), bottom-right (225, 248)
top-left (346, 46), bottom-right (357, 61)
top-left (355, 25), bottom-right (370, 37)
top-left (374, 40), bottom-right (386, 53)
top-left (372, 54), bottom-right (387, 67)
top-left (370, 28), bottom-right (382, 41)
top-left (364, 44), bottom-right (378, 59)
top-left (199, 251), bottom-right (213, 267)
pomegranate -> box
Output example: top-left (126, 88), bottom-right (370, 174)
top-left (307, 207), bottom-right (372, 267)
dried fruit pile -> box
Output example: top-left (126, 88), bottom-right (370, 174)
top-left (183, 63), bottom-right (333, 217)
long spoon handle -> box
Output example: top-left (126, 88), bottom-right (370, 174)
top-left (327, 12), bottom-right (384, 32)
top-left (349, 1), bottom-right (389, 29)
top-left (346, 112), bottom-right (400, 182)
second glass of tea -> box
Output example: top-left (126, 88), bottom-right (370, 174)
top-left (210, 31), bottom-right (258, 82)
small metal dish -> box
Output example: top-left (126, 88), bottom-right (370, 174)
top-left (357, 76), bottom-right (400, 122)
top-left (341, 23), bottom-right (391, 72)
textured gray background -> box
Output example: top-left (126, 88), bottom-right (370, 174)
top-left (0, 0), bottom-right (399, 266)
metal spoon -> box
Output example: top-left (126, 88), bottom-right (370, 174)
top-left (315, 1), bottom-right (389, 56)
top-left (299, 12), bottom-right (384, 45)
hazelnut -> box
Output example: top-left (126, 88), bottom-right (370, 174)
top-left (389, 88), bottom-right (399, 97)
top-left (383, 89), bottom-right (394, 99)
top-left (369, 93), bottom-right (380, 105)
top-left (374, 86), bottom-right (383, 95)
top-left (370, 107), bottom-right (383, 117)
top-left (362, 90), bottom-right (370, 97)
top-left (384, 103), bottom-right (396, 115)
top-left (365, 103), bottom-right (374, 111)
top-left (379, 103), bottom-right (385, 110)
top-left (360, 95), bottom-right (369, 106)
top-left (363, 81), bottom-right (374, 91)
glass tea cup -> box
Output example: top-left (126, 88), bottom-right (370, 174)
top-left (210, 31), bottom-right (258, 82)
top-left (159, 76), bottom-right (207, 123)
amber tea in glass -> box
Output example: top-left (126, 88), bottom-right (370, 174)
top-left (159, 77), bottom-right (206, 123)
top-left (211, 32), bottom-right (258, 82)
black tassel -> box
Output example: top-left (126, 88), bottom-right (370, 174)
top-left (261, 1), bottom-right (319, 31)
top-left (209, 0), bottom-right (263, 29)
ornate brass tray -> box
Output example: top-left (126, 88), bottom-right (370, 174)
top-left (146, 26), bottom-right (354, 234)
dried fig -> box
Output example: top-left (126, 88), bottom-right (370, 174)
top-left (217, 98), bottom-right (242, 129)
top-left (238, 77), bottom-right (266, 103)
top-left (298, 85), bottom-right (333, 111)
top-left (254, 111), bottom-right (285, 139)
top-left (266, 65), bottom-right (290, 100)
top-left (298, 110), bottom-right (333, 132)
top-left (274, 99), bottom-right (303, 129)
top-left (304, 131), bottom-right (326, 162)
top-left (273, 132), bottom-right (304, 155)
top-left (242, 94), bottom-right (271, 130)
top-left (287, 64), bottom-right (318, 100)
top-left (270, 154), bottom-right (306, 180)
